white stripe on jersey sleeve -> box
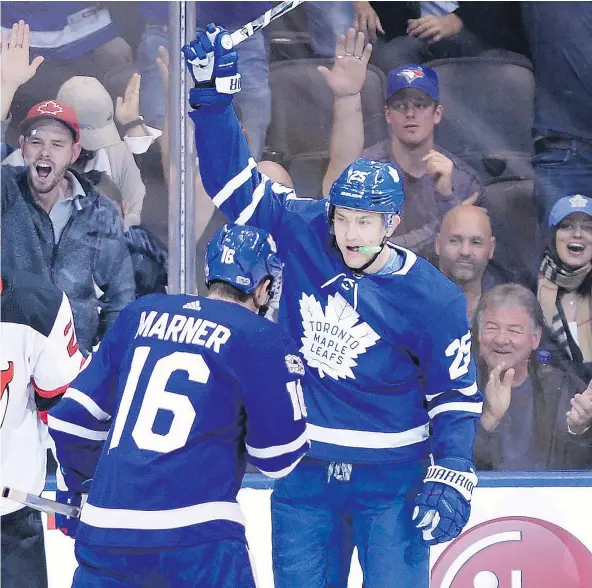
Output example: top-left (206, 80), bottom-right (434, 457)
top-left (235, 178), bottom-right (270, 225)
top-left (246, 430), bottom-right (309, 459)
top-left (47, 415), bottom-right (109, 441)
top-left (257, 454), bottom-right (306, 479)
top-left (213, 157), bottom-right (257, 207)
top-left (64, 388), bottom-right (112, 421)
top-left (428, 401), bottom-right (484, 419)
top-left (425, 382), bottom-right (479, 402)
top-left (272, 182), bottom-right (297, 195)
top-left (307, 422), bottom-right (429, 449)
top-left (80, 500), bottom-right (245, 530)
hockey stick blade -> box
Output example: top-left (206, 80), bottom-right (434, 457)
top-left (2, 486), bottom-right (81, 518)
top-left (229, 0), bottom-right (305, 47)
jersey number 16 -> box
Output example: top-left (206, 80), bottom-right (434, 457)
top-left (108, 347), bottom-right (204, 454)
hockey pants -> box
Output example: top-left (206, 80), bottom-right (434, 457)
top-left (271, 457), bottom-right (430, 588)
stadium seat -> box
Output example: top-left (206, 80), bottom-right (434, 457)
top-left (424, 55), bottom-right (535, 182)
top-left (266, 58), bottom-right (388, 197)
top-left (481, 177), bottom-right (542, 283)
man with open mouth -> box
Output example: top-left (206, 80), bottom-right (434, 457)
top-left (1, 25), bottom-right (136, 356)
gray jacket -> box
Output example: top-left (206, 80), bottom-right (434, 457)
top-left (1, 165), bottom-right (136, 354)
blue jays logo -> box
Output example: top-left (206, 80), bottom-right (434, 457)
top-left (398, 67), bottom-right (425, 84)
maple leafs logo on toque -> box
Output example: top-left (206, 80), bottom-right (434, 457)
top-left (299, 292), bottom-right (380, 380)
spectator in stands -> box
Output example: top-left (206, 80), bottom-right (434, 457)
top-left (537, 195), bottom-right (592, 383)
top-left (435, 205), bottom-right (498, 320)
top-left (1, 3), bottom-right (134, 146)
top-left (1, 22), bottom-right (135, 354)
top-left (522, 3), bottom-right (592, 231)
top-left (473, 283), bottom-right (592, 470)
top-left (58, 74), bottom-right (161, 228)
top-left (354, 1), bottom-right (529, 75)
top-left (305, 2), bottom-right (355, 59)
top-left (4, 68), bottom-right (159, 229)
top-left (321, 29), bottom-right (481, 259)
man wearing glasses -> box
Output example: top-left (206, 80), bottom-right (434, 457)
top-left (322, 28), bottom-right (482, 260)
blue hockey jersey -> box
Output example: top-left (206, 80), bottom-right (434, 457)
top-left (48, 294), bottom-right (309, 548)
top-left (191, 104), bottom-right (483, 465)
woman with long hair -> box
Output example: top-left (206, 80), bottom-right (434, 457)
top-left (537, 194), bottom-right (592, 381)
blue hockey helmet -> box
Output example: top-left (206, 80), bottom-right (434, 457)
top-left (329, 158), bottom-right (405, 215)
top-left (205, 223), bottom-right (283, 294)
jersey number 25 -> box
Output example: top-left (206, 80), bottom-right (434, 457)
top-left (445, 332), bottom-right (472, 380)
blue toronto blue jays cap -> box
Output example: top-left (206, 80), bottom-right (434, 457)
top-left (386, 64), bottom-right (439, 102)
top-left (548, 194), bottom-right (592, 228)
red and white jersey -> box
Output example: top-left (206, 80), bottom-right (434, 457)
top-left (0, 271), bottom-right (84, 515)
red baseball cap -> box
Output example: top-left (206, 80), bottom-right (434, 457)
top-left (21, 100), bottom-right (80, 143)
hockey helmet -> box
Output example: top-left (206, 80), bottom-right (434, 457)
top-left (329, 158), bottom-right (404, 215)
top-left (205, 223), bottom-right (283, 294)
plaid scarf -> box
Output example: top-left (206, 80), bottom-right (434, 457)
top-left (537, 254), bottom-right (592, 363)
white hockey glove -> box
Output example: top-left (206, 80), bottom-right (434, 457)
top-left (413, 457), bottom-right (477, 545)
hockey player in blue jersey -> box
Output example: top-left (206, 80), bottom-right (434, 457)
top-left (183, 25), bottom-right (483, 588)
top-left (47, 223), bottom-right (310, 588)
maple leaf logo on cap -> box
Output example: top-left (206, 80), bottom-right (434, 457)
top-left (569, 194), bottom-right (589, 208)
top-left (35, 100), bottom-right (64, 116)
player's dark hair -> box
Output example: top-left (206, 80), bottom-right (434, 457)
top-left (206, 280), bottom-right (251, 303)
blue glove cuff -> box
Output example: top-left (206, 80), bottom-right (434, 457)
top-left (189, 86), bottom-right (233, 109)
top-left (435, 457), bottom-right (476, 473)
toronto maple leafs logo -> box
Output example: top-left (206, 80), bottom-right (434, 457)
top-left (569, 194), bottom-right (589, 209)
top-left (299, 292), bottom-right (380, 380)
top-left (398, 67), bottom-right (425, 84)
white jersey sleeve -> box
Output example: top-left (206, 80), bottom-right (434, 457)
top-left (32, 292), bottom-right (85, 405)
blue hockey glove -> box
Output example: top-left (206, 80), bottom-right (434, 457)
top-left (412, 457), bottom-right (477, 545)
top-left (55, 474), bottom-right (92, 538)
top-left (55, 488), bottom-right (86, 537)
top-left (182, 23), bottom-right (241, 108)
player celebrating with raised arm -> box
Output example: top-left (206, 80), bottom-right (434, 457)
top-left (183, 25), bottom-right (483, 588)
top-left (47, 223), bottom-right (310, 588)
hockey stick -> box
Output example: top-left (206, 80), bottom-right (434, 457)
top-left (229, 0), bottom-right (306, 47)
top-left (2, 486), bottom-right (81, 518)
